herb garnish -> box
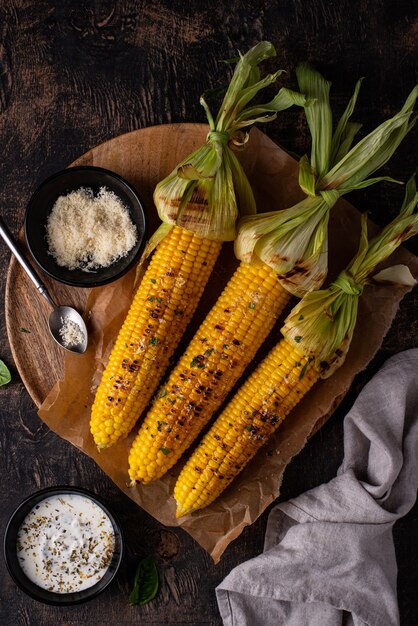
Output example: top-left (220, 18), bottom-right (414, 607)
top-left (0, 360), bottom-right (11, 386)
top-left (299, 357), bottom-right (314, 380)
top-left (129, 555), bottom-right (159, 606)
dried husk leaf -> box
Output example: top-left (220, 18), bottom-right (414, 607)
top-left (373, 265), bottom-right (416, 286)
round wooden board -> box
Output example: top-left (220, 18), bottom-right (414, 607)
top-left (5, 123), bottom-right (210, 408)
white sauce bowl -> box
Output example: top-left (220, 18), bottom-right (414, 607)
top-left (4, 486), bottom-right (124, 605)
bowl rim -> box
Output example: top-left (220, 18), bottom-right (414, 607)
top-left (24, 165), bottom-right (148, 288)
top-left (3, 485), bottom-right (125, 606)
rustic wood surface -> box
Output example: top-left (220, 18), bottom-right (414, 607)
top-left (0, 2), bottom-right (417, 625)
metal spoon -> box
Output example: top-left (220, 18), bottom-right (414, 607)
top-left (0, 216), bottom-right (88, 354)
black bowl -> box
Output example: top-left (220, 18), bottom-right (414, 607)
top-left (25, 166), bottom-right (147, 288)
top-left (4, 486), bottom-right (124, 606)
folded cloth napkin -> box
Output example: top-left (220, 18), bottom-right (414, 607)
top-left (216, 349), bottom-right (418, 626)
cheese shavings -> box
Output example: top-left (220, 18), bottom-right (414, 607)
top-left (59, 317), bottom-right (85, 348)
top-left (46, 187), bottom-right (137, 271)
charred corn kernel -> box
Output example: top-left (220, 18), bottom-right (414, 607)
top-left (128, 262), bottom-right (291, 483)
top-left (174, 337), bottom-right (319, 516)
top-left (90, 226), bottom-right (221, 449)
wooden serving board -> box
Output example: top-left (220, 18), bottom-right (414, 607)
top-left (6, 124), bottom-right (212, 407)
top-left (6, 123), bottom-right (418, 562)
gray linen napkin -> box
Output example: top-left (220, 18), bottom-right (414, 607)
top-left (216, 349), bottom-right (418, 626)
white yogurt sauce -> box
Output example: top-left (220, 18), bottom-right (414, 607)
top-left (16, 494), bottom-right (115, 593)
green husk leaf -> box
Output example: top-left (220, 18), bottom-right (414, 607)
top-left (226, 148), bottom-right (256, 216)
top-left (298, 154), bottom-right (317, 196)
top-left (0, 359), bottom-right (11, 386)
top-left (177, 142), bottom-right (223, 180)
top-left (282, 176), bottom-right (418, 377)
top-left (129, 555), bottom-right (159, 606)
top-left (321, 85), bottom-right (418, 191)
top-left (332, 122), bottom-right (363, 165)
top-left (215, 41), bottom-right (277, 130)
top-left (399, 171), bottom-right (418, 215)
top-left (233, 113), bottom-right (278, 129)
top-left (234, 88), bottom-right (314, 129)
top-left (154, 42), bottom-right (305, 242)
top-left (220, 69), bottom-right (284, 128)
top-left (330, 78), bottom-right (364, 165)
top-left (296, 64), bottom-right (332, 179)
top-left (341, 175), bottom-right (403, 193)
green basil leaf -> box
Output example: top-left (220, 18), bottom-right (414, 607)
top-left (129, 555), bottom-right (159, 606)
top-left (0, 360), bottom-right (11, 386)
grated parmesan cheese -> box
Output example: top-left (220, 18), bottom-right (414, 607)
top-left (59, 316), bottom-right (85, 348)
top-left (46, 187), bottom-right (138, 271)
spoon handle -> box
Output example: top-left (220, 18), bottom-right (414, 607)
top-left (0, 216), bottom-right (55, 309)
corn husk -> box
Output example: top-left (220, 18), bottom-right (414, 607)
top-left (282, 175), bottom-right (418, 376)
top-left (235, 66), bottom-right (417, 297)
top-left (154, 42), bottom-right (308, 242)
top-left (236, 195), bottom-right (330, 294)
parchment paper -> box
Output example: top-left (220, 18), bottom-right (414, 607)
top-left (38, 128), bottom-right (418, 563)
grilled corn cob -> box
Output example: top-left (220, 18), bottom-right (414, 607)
top-left (175, 175), bottom-right (418, 515)
top-left (91, 42), bottom-right (306, 448)
top-left (128, 262), bottom-right (290, 482)
top-left (129, 71), bottom-right (417, 481)
top-left (91, 227), bottom-right (220, 448)
top-left (175, 338), bottom-right (318, 516)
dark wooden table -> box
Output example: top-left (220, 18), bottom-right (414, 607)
top-left (1, 2), bottom-right (417, 624)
